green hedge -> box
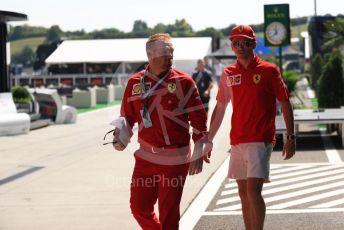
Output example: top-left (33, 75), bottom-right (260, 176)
top-left (317, 50), bottom-right (344, 108)
top-left (12, 86), bottom-right (32, 104)
top-left (283, 70), bottom-right (300, 93)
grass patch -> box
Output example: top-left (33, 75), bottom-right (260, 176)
top-left (77, 100), bottom-right (121, 114)
top-left (10, 37), bottom-right (45, 55)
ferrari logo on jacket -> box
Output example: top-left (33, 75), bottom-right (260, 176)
top-left (167, 82), bottom-right (177, 93)
top-left (253, 74), bottom-right (261, 84)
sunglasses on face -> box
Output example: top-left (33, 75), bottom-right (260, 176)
top-left (150, 45), bottom-right (174, 57)
top-left (232, 40), bottom-right (253, 48)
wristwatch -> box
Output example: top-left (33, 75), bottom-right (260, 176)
top-left (202, 132), bottom-right (213, 145)
top-left (286, 134), bottom-right (296, 140)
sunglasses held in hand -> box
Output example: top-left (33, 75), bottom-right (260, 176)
top-left (103, 129), bottom-right (118, 146)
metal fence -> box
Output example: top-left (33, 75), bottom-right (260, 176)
top-left (11, 73), bottom-right (131, 88)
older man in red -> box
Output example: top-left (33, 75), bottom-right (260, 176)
top-left (112, 33), bottom-right (208, 230)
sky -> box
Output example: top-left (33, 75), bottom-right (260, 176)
top-left (1, 0), bottom-right (343, 32)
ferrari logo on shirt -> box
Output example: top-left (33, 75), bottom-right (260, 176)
top-left (253, 74), bottom-right (261, 84)
top-left (226, 74), bottom-right (241, 87)
top-left (167, 82), bottom-right (177, 93)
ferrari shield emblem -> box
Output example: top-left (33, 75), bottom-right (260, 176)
top-left (253, 74), bottom-right (261, 84)
top-left (167, 82), bottom-right (176, 93)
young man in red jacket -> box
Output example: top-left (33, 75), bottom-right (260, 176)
top-left (112, 33), bottom-right (208, 230)
top-left (203, 25), bottom-right (296, 230)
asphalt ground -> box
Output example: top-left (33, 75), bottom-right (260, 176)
top-left (0, 85), bottom-right (231, 230)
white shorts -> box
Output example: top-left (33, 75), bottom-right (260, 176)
top-left (228, 142), bottom-right (273, 182)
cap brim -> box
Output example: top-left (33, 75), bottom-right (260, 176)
top-left (229, 34), bottom-right (256, 40)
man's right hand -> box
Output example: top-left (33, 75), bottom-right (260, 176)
top-left (112, 128), bottom-right (126, 151)
top-left (113, 140), bottom-right (126, 151)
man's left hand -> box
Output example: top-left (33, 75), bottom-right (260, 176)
top-left (282, 139), bottom-right (296, 160)
top-left (189, 158), bottom-right (203, 175)
top-left (202, 142), bottom-right (212, 163)
top-left (189, 143), bottom-right (204, 175)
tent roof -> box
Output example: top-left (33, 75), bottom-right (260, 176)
top-left (209, 40), bottom-right (235, 58)
top-left (45, 37), bottom-right (212, 64)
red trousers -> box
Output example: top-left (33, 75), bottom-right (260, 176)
top-left (130, 155), bottom-right (189, 230)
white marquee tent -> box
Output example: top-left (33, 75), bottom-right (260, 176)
top-left (45, 37), bottom-right (212, 74)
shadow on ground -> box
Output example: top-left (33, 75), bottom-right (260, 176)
top-left (274, 130), bottom-right (343, 151)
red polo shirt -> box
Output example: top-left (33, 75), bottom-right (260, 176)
top-left (121, 67), bottom-right (207, 148)
top-left (216, 55), bottom-right (289, 145)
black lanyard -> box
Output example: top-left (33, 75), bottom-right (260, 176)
top-left (140, 70), bottom-right (170, 116)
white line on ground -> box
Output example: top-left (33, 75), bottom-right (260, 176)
top-left (320, 129), bottom-right (343, 163)
top-left (204, 208), bottom-right (344, 215)
top-left (269, 164), bottom-right (315, 174)
top-left (179, 157), bottom-right (229, 230)
top-left (224, 166), bottom-right (344, 192)
top-left (217, 181), bottom-right (344, 211)
top-left (219, 173), bottom-right (344, 205)
top-left (222, 165), bottom-right (344, 196)
top-left (269, 164), bottom-right (342, 180)
top-left (268, 188), bottom-right (344, 209)
top-left (310, 197), bottom-right (344, 208)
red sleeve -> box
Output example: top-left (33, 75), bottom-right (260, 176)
top-left (120, 78), bottom-right (137, 129)
top-left (271, 66), bottom-right (289, 101)
top-left (216, 70), bottom-right (231, 103)
top-left (184, 77), bottom-right (207, 142)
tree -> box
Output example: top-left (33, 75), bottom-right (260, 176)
top-left (283, 70), bottom-right (300, 93)
top-left (220, 24), bottom-right (236, 37)
top-left (195, 27), bottom-right (223, 38)
top-left (45, 25), bottom-right (63, 43)
top-left (131, 20), bottom-right (151, 37)
top-left (9, 24), bottom-right (48, 41)
top-left (170, 19), bottom-right (194, 37)
top-left (132, 20), bottom-right (148, 32)
top-left (64, 29), bottom-right (87, 39)
top-left (323, 17), bottom-right (344, 51)
top-left (310, 53), bottom-right (323, 91)
top-left (88, 28), bottom-right (125, 39)
top-left (9, 26), bottom-right (23, 41)
top-left (152, 23), bottom-right (168, 34)
top-left (317, 50), bottom-right (344, 108)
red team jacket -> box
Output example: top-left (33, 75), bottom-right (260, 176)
top-left (121, 66), bottom-right (207, 150)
